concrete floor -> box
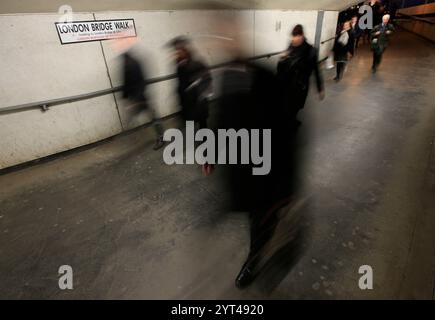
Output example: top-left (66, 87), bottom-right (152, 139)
top-left (1, 31), bottom-right (435, 299)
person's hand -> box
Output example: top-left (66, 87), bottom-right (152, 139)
top-left (319, 90), bottom-right (325, 101)
top-left (386, 30), bottom-right (392, 35)
top-left (375, 31), bottom-right (381, 36)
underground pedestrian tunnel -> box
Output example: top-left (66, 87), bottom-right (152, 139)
top-left (0, 0), bottom-right (434, 299)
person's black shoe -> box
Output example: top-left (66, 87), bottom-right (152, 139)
top-left (235, 265), bottom-right (255, 289)
top-left (333, 77), bottom-right (340, 82)
top-left (372, 67), bottom-right (377, 74)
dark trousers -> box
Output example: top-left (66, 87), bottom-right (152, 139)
top-left (372, 50), bottom-right (383, 70)
top-left (283, 90), bottom-right (308, 127)
top-left (336, 62), bottom-right (346, 80)
top-left (355, 36), bottom-right (361, 51)
top-left (354, 36), bottom-right (364, 55)
top-left (142, 106), bottom-right (164, 139)
top-left (127, 100), bottom-right (163, 139)
top-left (149, 113), bottom-right (164, 138)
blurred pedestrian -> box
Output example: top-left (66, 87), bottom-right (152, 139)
top-left (371, 14), bottom-right (395, 73)
top-left (167, 36), bottom-right (212, 130)
top-left (122, 50), bottom-right (165, 150)
top-left (333, 21), bottom-right (354, 82)
top-left (351, 15), bottom-right (364, 52)
top-left (216, 59), bottom-right (301, 289)
top-left (277, 25), bottom-right (324, 128)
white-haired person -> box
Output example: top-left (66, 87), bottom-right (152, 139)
top-left (370, 14), bottom-right (395, 73)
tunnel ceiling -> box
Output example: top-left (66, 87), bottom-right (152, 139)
top-left (1, 0), bottom-right (361, 14)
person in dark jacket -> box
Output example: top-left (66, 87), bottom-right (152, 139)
top-left (351, 15), bottom-right (364, 53)
top-left (333, 21), bottom-right (355, 82)
top-left (215, 60), bottom-right (304, 289)
top-left (168, 36), bottom-right (212, 130)
top-left (363, 0), bottom-right (382, 44)
top-left (277, 25), bottom-right (324, 128)
top-left (370, 14), bottom-right (395, 73)
top-left (385, 0), bottom-right (401, 22)
top-left (369, 0), bottom-right (383, 27)
top-left (122, 51), bottom-right (165, 150)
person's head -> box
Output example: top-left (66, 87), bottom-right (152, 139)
top-left (383, 14), bottom-right (391, 24)
top-left (351, 16), bottom-right (358, 24)
top-left (167, 36), bottom-right (192, 64)
top-left (343, 21), bottom-right (352, 31)
top-left (291, 24), bottom-right (305, 47)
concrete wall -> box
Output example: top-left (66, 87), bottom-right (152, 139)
top-left (0, 13), bottom-right (123, 169)
top-left (397, 19), bottom-right (435, 43)
top-left (398, 2), bottom-right (435, 15)
top-left (0, 10), bottom-right (338, 169)
top-left (319, 11), bottom-right (339, 60)
top-left (397, 3), bottom-right (435, 43)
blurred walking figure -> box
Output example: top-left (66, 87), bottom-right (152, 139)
top-left (369, 0), bottom-right (383, 27)
top-left (363, 0), bottom-right (382, 44)
top-left (351, 15), bottom-right (364, 53)
top-left (167, 36), bottom-right (212, 130)
top-left (122, 50), bottom-right (165, 150)
top-left (384, 0), bottom-right (401, 22)
top-left (277, 25), bottom-right (324, 128)
top-left (371, 14), bottom-right (395, 73)
top-left (197, 12), bottom-right (307, 289)
top-left (216, 58), bottom-right (303, 289)
top-left (333, 21), bottom-right (354, 82)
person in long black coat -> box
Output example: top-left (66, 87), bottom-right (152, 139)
top-left (277, 25), bottom-right (324, 128)
top-left (215, 59), bottom-right (302, 289)
top-left (168, 36), bottom-right (212, 130)
top-left (351, 15), bottom-right (364, 53)
top-left (333, 21), bottom-right (355, 82)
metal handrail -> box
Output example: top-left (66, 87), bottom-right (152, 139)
top-left (0, 50), bottom-right (288, 115)
top-left (321, 36), bottom-right (336, 44)
top-left (0, 45), bottom-right (334, 116)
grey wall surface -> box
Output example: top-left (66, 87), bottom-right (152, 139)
top-left (397, 3), bottom-right (435, 43)
top-left (0, 9), bottom-right (338, 169)
top-left (398, 2), bottom-right (435, 15)
top-left (0, 13), bottom-right (123, 169)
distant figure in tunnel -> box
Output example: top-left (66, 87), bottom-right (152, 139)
top-left (277, 25), bottom-right (324, 128)
top-left (167, 36), bottom-right (212, 131)
top-left (363, 0), bottom-right (382, 44)
top-left (369, 0), bottom-right (383, 27)
top-left (384, 0), bottom-right (401, 22)
top-left (333, 21), bottom-right (354, 82)
top-left (351, 15), bottom-right (364, 53)
top-left (122, 50), bottom-right (165, 150)
top-left (370, 14), bottom-right (395, 73)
